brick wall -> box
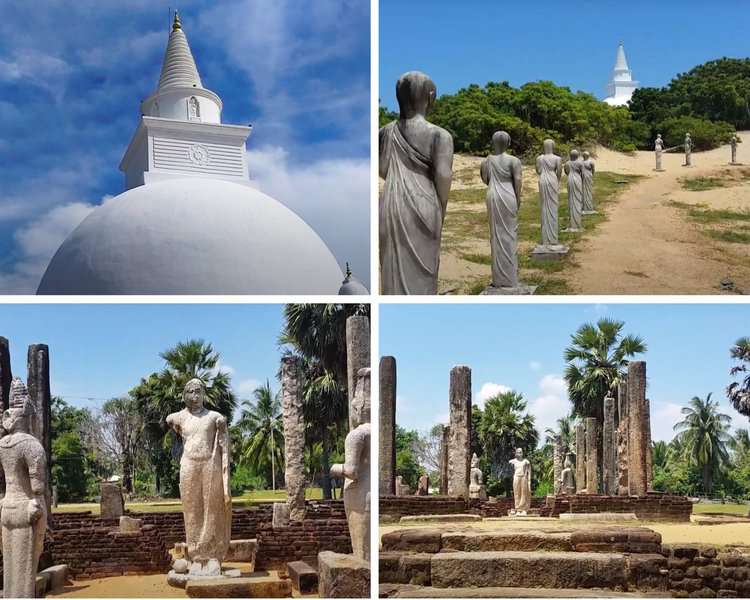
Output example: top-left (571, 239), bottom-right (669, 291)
top-left (255, 519), bottom-right (352, 569)
top-left (543, 493), bottom-right (692, 522)
top-left (379, 495), bottom-right (468, 518)
top-left (663, 544), bottom-right (750, 598)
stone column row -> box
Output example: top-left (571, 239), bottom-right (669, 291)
top-left (616, 380), bottom-right (629, 496)
top-left (585, 417), bottom-right (598, 494)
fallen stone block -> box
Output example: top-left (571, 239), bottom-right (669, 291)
top-left (381, 529), bottom-right (443, 553)
top-left (227, 538), bottom-right (257, 563)
top-left (35, 573), bottom-right (50, 597)
top-left (185, 576), bottom-right (292, 597)
top-left (119, 515), bottom-right (142, 532)
top-left (40, 564), bottom-right (70, 592)
top-left (318, 551), bottom-right (370, 598)
top-left (288, 560), bottom-right (318, 593)
top-left (400, 514), bottom-right (481, 524)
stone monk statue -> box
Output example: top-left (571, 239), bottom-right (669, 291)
top-left (730, 133), bottom-right (742, 164)
top-left (481, 131), bottom-right (523, 289)
top-left (581, 151), bottom-right (596, 214)
top-left (469, 453), bottom-right (487, 500)
top-left (509, 447), bottom-right (532, 515)
top-left (379, 71), bottom-right (454, 295)
top-left (684, 132), bottom-right (693, 166)
top-left (0, 378), bottom-right (47, 598)
top-left (563, 150), bottom-right (584, 232)
top-left (560, 453), bottom-right (576, 496)
top-left (167, 378), bottom-right (231, 577)
top-left (535, 139), bottom-right (563, 249)
top-left (330, 368), bottom-right (371, 561)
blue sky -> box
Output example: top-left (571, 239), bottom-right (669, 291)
top-left (380, 0), bottom-right (750, 110)
top-left (0, 303), bottom-right (289, 420)
top-left (381, 303), bottom-right (750, 443)
top-left (0, 0), bottom-right (370, 293)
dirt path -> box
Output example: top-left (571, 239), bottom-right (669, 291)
top-left (564, 135), bottom-right (750, 294)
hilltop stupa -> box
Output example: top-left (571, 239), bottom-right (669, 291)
top-left (603, 42), bottom-right (639, 107)
top-left (37, 13), bottom-right (347, 295)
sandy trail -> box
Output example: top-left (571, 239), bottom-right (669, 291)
top-left (565, 135), bottom-right (750, 294)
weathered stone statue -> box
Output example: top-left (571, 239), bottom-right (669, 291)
top-left (166, 379), bottom-right (231, 577)
top-left (654, 134), bottom-right (665, 171)
top-left (468, 453), bottom-right (487, 500)
top-left (379, 71), bottom-right (454, 295)
top-left (509, 448), bottom-right (531, 515)
top-left (534, 139), bottom-right (566, 255)
top-left (330, 368), bottom-right (371, 562)
top-left (563, 150), bottom-right (584, 232)
top-left (480, 130), bottom-right (523, 290)
top-left (415, 474), bottom-right (429, 496)
top-left (560, 453), bottom-right (576, 495)
top-left (683, 132), bottom-right (693, 166)
top-left (730, 134), bottom-right (742, 165)
top-left (395, 475), bottom-right (410, 496)
top-left (581, 151), bottom-right (596, 214)
top-left (0, 378), bottom-right (48, 598)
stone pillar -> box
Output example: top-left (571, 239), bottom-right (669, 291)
top-left (100, 481), bottom-right (125, 519)
top-left (440, 425), bottom-right (449, 495)
top-left (603, 394), bottom-right (616, 495)
top-left (447, 366), bottom-right (471, 498)
top-left (346, 316), bottom-right (370, 431)
top-left (616, 381), bottom-right (629, 495)
top-left (645, 397), bottom-right (653, 491)
top-left (27, 344), bottom-right (52, 510)
top-left (281, 356), bottom-right (306, 521)
top-left (379, 356), bottom-right (396, 496)
top-left (585, 417), bottom-right (598, 494)
top-left (627, 361), bottom-right (648, 497)
top-left (553, 435), bottom-right (562, 495)
top-left (575, 421), bottom-right (586, 493)
top-left (0, 336), bottom-right (11, 410)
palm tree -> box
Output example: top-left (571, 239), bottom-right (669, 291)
top-left (673, 393), bottom-right (732, 495)
top-left (479, 391), bottom-right (539, 483)
top-left (544, 414), bottom-right (575, 455)
top-left (564, 318), bottom-right (647, 422)
top-left (237, 380), bottom-right (283, 490)
top-left (727, 337), bottom-right (750, 417)
top-left (652, 440), bottom-right (669, 470)
top-left (729, 428), bottom-right (750, 457)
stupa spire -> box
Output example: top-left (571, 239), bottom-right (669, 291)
top-left (613, 42), bottom-right (629, 73)
top-left (603, 41), bottom-right (639, 107)
top-left (157, 11), bottom-right (203, 90)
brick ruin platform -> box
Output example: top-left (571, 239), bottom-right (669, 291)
top-left (381, 493), bottom-right (692, 523)
top-left (379, 527), bottom-right (750, 598)
top-left (0, 500), bottom-right (350, 581)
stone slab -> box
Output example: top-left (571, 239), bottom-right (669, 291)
top-left (481, 285), bottom-right (537, 295)
top-left (119, 515), bottom-right (142, 532)
top-left (288, 560), bottom-right (318, 593)
top-left (483, 516), bottom-right (558, 522)
top-left (379, 583), bottom-right (665, 597)
top-left (560, 512), bottom-right (637, 522)
top-left (441, 530), bottom-right (573, 552)
top-left (318, 551), bottom-right (370, 598)
top-left (381, 529), bottom-right (443, 553)
top-left (227, 538), bottom-right (257, 562)
top-left (167, 568), bottom-right (242, 589)
top-left (185, 576), bottom-right (292, 598)
top-left (531, 245), bottom-right (569, 261)
top-left (400, 514), bottom-right (481, 524)
top-left (35, 573), bottom-right (50, 597)
top-left (40, 564), bottom-right (69, 592)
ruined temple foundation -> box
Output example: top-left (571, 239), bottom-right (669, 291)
top-left (447, 366), bottom-right (472, 498)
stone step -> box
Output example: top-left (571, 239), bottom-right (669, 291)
top-left (379, 583), bottom-right (666, 598)
top-left (400, 514), bottom-right (481, 524)
top-left (429, 551), bottom-right (667, 592)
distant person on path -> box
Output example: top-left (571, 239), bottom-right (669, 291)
top-left (379, 71), bottom-right (454, 295)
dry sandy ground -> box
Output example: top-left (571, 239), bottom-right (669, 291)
top-left (566, 134), bottom-right (750, 294)
top-left (380, 518), bottom-right (750, 547)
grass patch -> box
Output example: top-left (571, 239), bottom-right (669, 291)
top-left (440, 171), bottom-right (641, 294)
top-left (680, 176), bottom-right (728, 191)
top-left (692, 503), bottom-right (749, 516)
top-left (706, 229), bottom-right (750, 244)
top-left (624, 270), bottom-right (649, 278)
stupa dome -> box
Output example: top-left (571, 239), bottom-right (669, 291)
top-left (338, 264), bottom-right (369, 295)
top-left (37, 178), bottom-right (343, 294)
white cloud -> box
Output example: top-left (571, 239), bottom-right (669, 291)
top-left (235, 378), bottom-right (262, 400)
top-left (528, 374), bottom-right (569, 434)
top-left (475, 382), bottom-right (512, 409)
top-left (650, 402), bottom-right (684, 442)
top-left (246, 146), bottom-right (370, 287)
top-left (529, 361), bottom-right (541, 371)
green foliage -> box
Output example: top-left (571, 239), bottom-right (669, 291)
top-left (230, 463), bottom-right (267, 496)
top-left (395, 426), bottom-right (424, 489)
top-left (379, 104), bottom-right (397, 128)
top-left (727, 337), bottom-right (750, 417)
top-left (50, 397), bottom-right (97, 502)
top-left (657, 116), bottom-right (734, 151)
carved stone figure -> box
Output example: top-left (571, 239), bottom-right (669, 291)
top-left (654, 134), bottom-right (665, 171)
top-left (331, 368), bottom-right (371, 562)
top-left (560, 453), bottom-right (576, 496)
top-left (0, 378), bottom-right (48, 598)
top-left (534, 139), bottom-right (565, 252)
top-left (479, 130), bottom-right (523, 290)
top-left (730, 134), bottom-right (742, 165)
top-left (379, 71), bottom-right (454, 295)
top-left (581, 151), bottom-right (596, 214)
top-left (509, 448), bottom-right (531, 515)
top-left (166, 379), bottom-right (231, 577)
top-left (415, 474), bottom-right (429, 496)
top-left (563, 150), bottom-right (584, 232)
top-left (188, 96), bottom-right (200, 120)
top-left (684, 133), bottom-right (693, 166)
top-left (468, 453), bottom-right (487, 500)
top-left (395, 475), bottom-right (410, 496)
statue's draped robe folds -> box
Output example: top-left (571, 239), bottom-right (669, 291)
top-left (174, 409), bottom-right (231, 564)
top-left (0, 433), bottom-right (48, 598)
top-left (379, 122), bottom-right (443, 294)
top-left (582, 160), bottom-right (594, 212)
top-left (484, 155), bottom-right (521, 288)
top-left (537, 154), bottom-right (561, 246)
top-left (342, 423), bottom-right (371, 561)
top-left (565, 161), bottom-right (584, 230)
top-left (510, 458), bottom-right (532, 512)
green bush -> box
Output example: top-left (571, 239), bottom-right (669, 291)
top-left (657, 116), bottom-right (734, 151)
top-left (230, 464), bottom-right (266, 495)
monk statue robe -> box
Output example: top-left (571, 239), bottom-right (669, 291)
top-left (509, 447), bottom-right (532, 515)
top-left (167, 378), bottom-right (231, 577)
top-left (730, 134), bottom-right (741, 164)
top-left (379, 71), bottom-right (453, 295)
top-left (480, 131), bottom-right (523, 289)
top-left (581, 151), bottom-right (596, 213)
top-left (0, 378), bottom-right (48, 599)
top-left (535, 139), bottom-right (563, 248)
top-left (654, 134), bottom-right (665, 171)
top-left (564, 150), bottom-right (584, 232)
top-left (684, 133), bottom-right (693, 166)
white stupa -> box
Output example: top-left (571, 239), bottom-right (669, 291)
top-left (37, 13), bottom-right (346, 295)
top-left (603, 42), bottom-right (639, 107)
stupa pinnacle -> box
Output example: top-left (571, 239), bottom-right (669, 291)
top-left (603, 42), bottom-right (639, 107)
